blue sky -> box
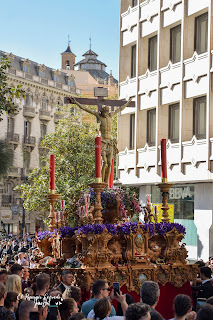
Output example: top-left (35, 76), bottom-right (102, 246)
top-left (0, 0), bottom-right (120, 79)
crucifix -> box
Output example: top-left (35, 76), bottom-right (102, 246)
top-left (64, 88), bottom-right (135, 183)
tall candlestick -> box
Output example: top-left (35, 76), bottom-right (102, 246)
top-left (49, 155), bottom-right (55, 193)
top-left (95, 136), bottom-right (102, 183)
top-left (161, 139), bottom-right (167, 183)
top-left (108, 158), bottom-right (114, 188)
top-left (61, 200), bottom-right (65, 210)
top-left (55, 211), bottom-right (59, 221)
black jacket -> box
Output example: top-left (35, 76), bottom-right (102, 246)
top-left (56, 282), bottom-right (66, 294)
top-left (193, 280), bottom-right (213, 299)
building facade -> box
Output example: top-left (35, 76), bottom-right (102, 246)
top-left (118, 0), bottom-right (213, 261)
top-left (61, 45), bottom-right (118, 97)
top-left (0, 50), bottom-right (78, 234)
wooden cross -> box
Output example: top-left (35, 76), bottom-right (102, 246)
top-left (64, 87), bottom-right (135, 112)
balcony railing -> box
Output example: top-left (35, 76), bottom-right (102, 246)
top-left (5, 132), bottom-right (20, 143)
top-left (23, 106), bottom-right (36, 118)
top-left (39, 109), bottom-right (51, 121)
top-left (23, 135), bottom-right (36, 146)
top-left (8, 167), bottom-right (20, 177)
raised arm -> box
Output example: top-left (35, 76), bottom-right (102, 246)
top-left (70, 97), bottom-right (99, 118)
top-left (112, 97), bottom-right (133, 116)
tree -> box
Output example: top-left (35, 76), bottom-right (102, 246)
top-left (0, 57), bottom-right (25, 121)
top-left (0, 140), bottom-right (13, 176)
top-left (15, 108), bottom-right (97, 225)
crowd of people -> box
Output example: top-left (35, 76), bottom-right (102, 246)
top-left (1, 234), bottom-right (213, 320)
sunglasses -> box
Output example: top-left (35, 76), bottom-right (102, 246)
top-left (102, 287), bottom-right (110, 291)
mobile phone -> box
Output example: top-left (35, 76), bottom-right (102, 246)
top-left (113, 282), bottom-right (120, 296)
top-left (196, 298), bottom-right (206, 311)
top-left (47, 305), bottom-right (58, 320)
top-left (30, 312), bottom-right (39, 320)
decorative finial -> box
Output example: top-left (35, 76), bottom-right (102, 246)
top-left (68, 34), bottom-right (71, 47)
top-left (89, 35), bottom-right (92, 50)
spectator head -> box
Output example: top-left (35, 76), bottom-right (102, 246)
top-left (0, 269), bottom-right (7, 284)
top-left (92, 279), bottom-right (110, 298)
top-left (0, 282), bottom-right (6, 302)
top-left (24, 287), bottom-right (34, 296)
top-left (19, 300), bottom-right (38, 320)
top-left (94, 298), bottom-right (112, 320)
top-left (62, 286), bottom-right (81, 302)
top-left (61, 270), bottom-right (73, 287)
top-left (18, 252), bottom-right (24, 259)
top-left (36, 273), bottom-right (50, 294)
top-left (206, 296), bottom-right (213, 305)
top-left (140, 281), bottom-right (160, 308)
top-left (10, 263), bottom-right (23, 277)
top-left (125, 303), bottom-right (151, 320)
top-left (69, 312), bottom-right (86, 320)
top-left (200, 267), bottom-right (212, 279)
top-left (197, 304), bottom-right (213, 320)
top-left (58, 298), bottom-right (79, 320)
top-left (4, 291), bottom-right (18, 311)
top-left (173, 294), bottom-right (192, 317)
top-left (22, 267), bottom-right (29, 280)
top-left (6, 274), bottom-right (22, 295)
top-left (195, 260), bottom-right (206, 268)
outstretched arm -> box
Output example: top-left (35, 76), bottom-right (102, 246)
top-left (112, 97), bottom-right (133, 116)
top-left (69, 97), bottom-right (99, 118)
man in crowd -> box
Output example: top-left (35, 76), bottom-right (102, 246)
top-left (19, 300), bottom-right (38, 320)
top-left (56, 270), bottom-right (73, 293)
top-left (11, 263), bottom-right (23, 277)
top-left (36, 273), bottom-right (50, 296)
top-left (140, 281), bottom-right (164, 320)
top-left (197, 266), bottom-right (213, 299)
top-left (0, 282), bottom-right (15, 319)
top-left (125, 303), bottom-right (151, 320)
top-left (82, 279), bottom-right (116, 317)
top-left (0, 269), bottom-right (7, 285)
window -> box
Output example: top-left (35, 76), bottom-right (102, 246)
top-left (132, 0), bottom-right (138, 7)
top-left (130, 114), bottom-right (135, 150)
top-left (25, 94), bottom-right (32, 106)
top-left (68, 80), bottom-right (72, 86)
top-left (54, 76), bottom-right (58, 82)
top-left (24, 121), bottom-right (31, 138)
top-left (39, 71), bottom-right (43, 77)
top-left (41, 98), bottom-right (47, 110)
top-left (170, 25), bottom-right (181, 63)
top-left (131, 45), bottom-right (136, 78)
top-left (148, 36), bottom-right (157, 71)
top-left (169, 103), bottom-right (179, 143)
top-left (7, 117), bottom-right (14, 134)
top-left (193, 96), bottom-right (206, 139)
top-left (40, 123), bottom-right (47, 138)
top-left (66, 61), bottom-right (70, 70)
top-left (23, 65), bottom-right (28, 73)
top-left (147, 109), bottom-right (156, 146)
top-left (195, 13), bottom-right (208, 54)
top-left (23, 151), bottom-right (30, 169)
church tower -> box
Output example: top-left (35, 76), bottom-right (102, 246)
top-left (61, 44), bottom-right (76, 70)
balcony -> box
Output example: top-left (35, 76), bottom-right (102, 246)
top-left (160, 62), bottom-right (181, 105)
top-left (187, 0), bottom-right (209, 17)
top-left (119, 76), bottom-right (137, 100)
top-left (8, 167), bottom-right (21, 178)
top-left (5, 132), bottom-right (20, 144)
top-left (23, 135), bottom-right (36, 147)
top-left (54, 113), bottom-right (64, 123)
top-left (161, 0), bottom-right (182, 28)
top-left (121, 5), bottom-right (138, 32)
top-left (23, 106), bottom-right (36, 118)
top-left (140, 0), bottom-right (159, 37)
top-left (2, 194), bottom-right (12, 206)
top-left (138, 70), bottom-right (157, 109)
top-left (39, 109), bottom-right (51, 121)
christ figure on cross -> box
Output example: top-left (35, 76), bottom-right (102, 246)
top-left (70, 96), bottom-right (132, 184)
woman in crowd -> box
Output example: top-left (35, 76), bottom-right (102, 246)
top-left (63, 286), bottom-right (82, 311)
top-left (87, 297), bottom-right (126, 320)
top-left (59, 298), bottom-right (79, 320)
top-left (6, 275), bottom-right (22, 296)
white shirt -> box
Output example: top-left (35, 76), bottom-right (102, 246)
top-left (87, 309), bottom-right (123, 320)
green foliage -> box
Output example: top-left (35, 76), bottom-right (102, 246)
top-left (0, 57), bottom-right (25, 121)
top-left (15, 109), bottom-right (96, 223)
top-left (0, 139), bottom-right (14, 176)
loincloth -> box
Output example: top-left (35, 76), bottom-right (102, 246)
top-left (101, 139), bottom-right (118, 155)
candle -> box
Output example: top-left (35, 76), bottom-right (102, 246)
top-left (108, 158), bottom-right (114, 188)
top-left (55, 211), bottom-right (59, 221)
top-left (81, 206), bottom-right (84, 216)
top-left (49, 155), bottom-right (55, 192)
top-left (85, 205), bottom-right (88, 216)
top-left (61, 200), bottom-right (65, 210)
top-left (146, 195), bottom-right (150, 205)
top-left (60, 211), bottom-right (63, 220)
top-left (161, 139), bottom-right (167, 182)
top-left (154, 206), bottom-right (157, 214)
top-left (84, 194), bottom-right (89, 205)
top-left (95, 136), bottom-right (101, 182)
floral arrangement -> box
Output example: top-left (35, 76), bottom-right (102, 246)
top-left (64, 256), bottom-right (82, 268)
top-left (37, 229), bottom-right (57, 240)
top-left (76, 187), bottom-right (141, 218)
top-left (46, 258), bottom-right (56, 267)
top-left (60, 222), bottom-right (186, 238)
